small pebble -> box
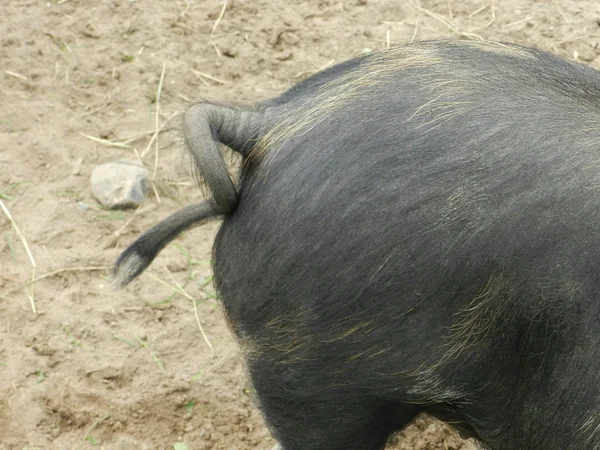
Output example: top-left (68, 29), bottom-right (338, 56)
top-left (90, 159), bottom-right (149, 209)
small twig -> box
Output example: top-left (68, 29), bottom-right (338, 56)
top-left (1, 266), bottom-right (108, 298)
top-left (0, 201), bottom-right (35, 269)
top-left (151, 184), bottom-right (161, 205)
top-left (1, 200), bottom-right (36, 313)
top-left (210, 0), bottom-right (228, 42)
top-left (154, 63), bottom-right (166, 142)
top-left (196, 75), bottom-right (211, 87)
top-left (408, 0), bottom-right (484, 40)
top-left (469, 0), bottom-right (496, 31)
top-left (294, 59), bottom-right (336, 79)
top-left (5, 71), bottom-right (28, 81)
top-left (139, 112), bottom-right (178, 159)
top-left (146, 273), bottom-right (196, 302)
top-left (31, 266), bottom-right (109, 283)
top-left (146, 271), bottom-right (216, 303)
top-left (192, 294), bottom-right (215, 354)
top-left (167, 181), bottom-right (193, 187)
top-left (25, 279), bottom-right (36, 315)
top-left (409, 0), bottom-right (455, 31)
top-left (164, 266), bottom-right (214, 354)
top-left (469, 3), bottom-right (491, 17)
top-left (119, 128), bottom-right (171, 145)
top-left (132, 146), bottom-right (143, 162)
top-left (447, 0), bottom-right (453, 19)
top-left (386, 29), bottom-right (391, 49)
top-left (80, 132), bottom-right (133, 149)
top-left (410, 20), bottom-right (419, 42)
top-left (210, 41), bottom-right (222, 58)
top-left (485, 0), bottom-right (496, 27)
top-left (192, 69), bottom-right (227, 85)
top-left (504, 17), bottom-right (533, 28)
top-left (114, 203), bottom-right (144, 237)
top-left (317, 59), bottom-right (336, 72)
top-left (180, 0), bottom-right (191, 17)
top-left (151, 62), bottom-right (167, 205)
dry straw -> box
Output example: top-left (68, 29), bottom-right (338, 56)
top-left (210, 0), bottom-right (228, 56)
top-left (150, 62), bottom-right (167, 204)
top-left (1, 199), bottom-right (37, 313)
top-left (408, 0), bottom-right (497, 41)
top-left (146, 270), bottom-right (215, 354)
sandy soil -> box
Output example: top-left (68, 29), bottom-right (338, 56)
top-left (2, 0), bottom-right (600, 449)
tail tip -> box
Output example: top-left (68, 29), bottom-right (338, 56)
top-left (111, 250), bottom-right (149, 289)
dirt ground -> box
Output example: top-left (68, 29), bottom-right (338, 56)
top-left (2, 0), bottom-right (600, 449)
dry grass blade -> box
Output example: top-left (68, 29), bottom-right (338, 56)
top-left (0, 201), bottom-right (35, 268)
top-left (470, 2), bottom-right (491, 17)
top-left (82, 415), bottom-right (108, 442)
top-left (114, 203), bottom-right (144, 237)
top-left (486, 0), bottom-right (496, 27)
top-left (146, 273), bottom-right (195, 301)
top-left (5, 70), bottom-right (28, 81)
top-left (1, 199), bottom-right (36, 313)
top-left (150, 62), bottom-right (167, 205)
top-left (410, 19), bottom-right (419, 42)
top-left (118, 130), bottom-right (157, 144)
top-left (469, 0), bottom-right (496, 31)
top-left (294, 59), bottom-right (336, 79)
top-left (408, 0), bottom-right (484, 40)
top-left (1, 266), bottom-right (108, 299)
top-left (210, 41), bottom-right (222, 58)
top-left (180, 0), bottom-right (191, 17)
top-left (136, 337), bottom-right (166, 373)
top-left (164, 266), bottom-right (214, 354)
top-left (505, 17), bottom-right (533, 28)
top-left (139, 112), bottom-right (178, 159)
top-left (31, 266), bottom-right (108, 282)
top-left (80, 132), bottom-right (133, 149)
top-left (210, 0), bottom-right (228, 42)
top-left (119, 128), bottom-right (172, 145)
top-left (192, 69), bottom-right (227, 85)
top-left (192, 295), bottom-right (215, 353)
top-left (146, 272), bottom-right (215, 352)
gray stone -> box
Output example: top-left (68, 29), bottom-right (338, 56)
top-left (90, 159), bottom-right (149, 209)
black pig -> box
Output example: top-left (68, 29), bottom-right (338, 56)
top-left (114, 40), bottom-right (600, 450)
